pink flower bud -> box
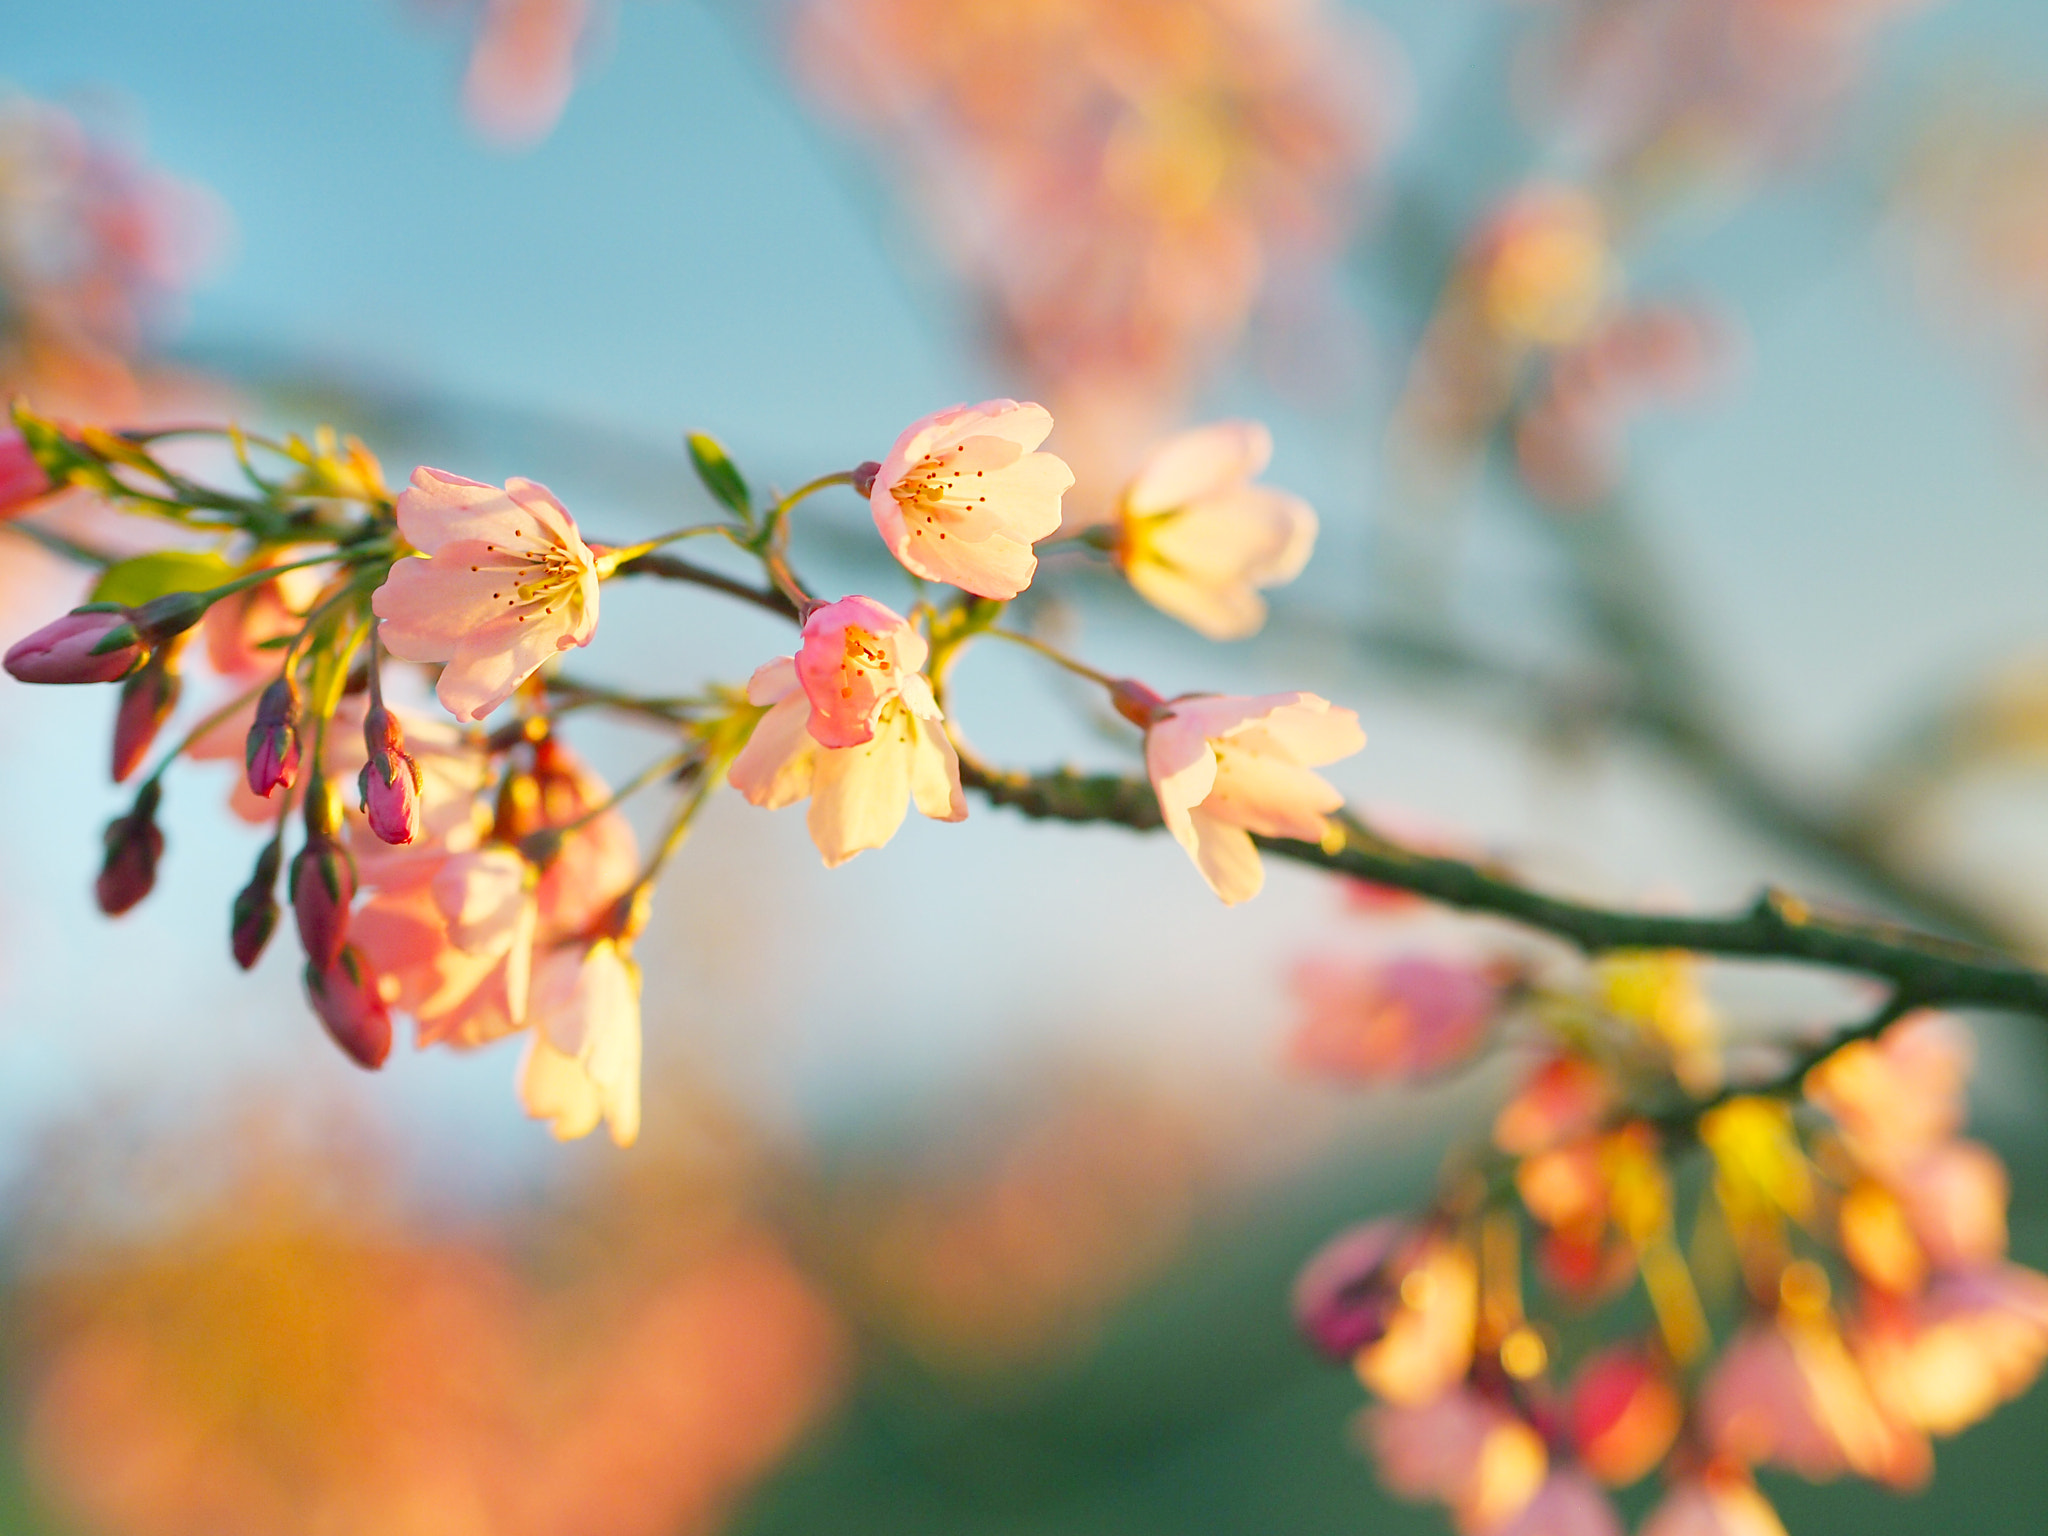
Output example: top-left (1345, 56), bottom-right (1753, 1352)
top-left (231, 841), bottom-right (283, 970)
top-left (0, 429), bottom-right (54, 518)
top-left (290, 830), bottom-right (355, 970)
top-left (304, 945), bottom-right (392, 1069)
top-left (111, 654), bottom-right (181, 783)
top-left (5, 608), bottom-right (144, 684)
top-left (1293, 1220), bottom-right (1408, 1362)
top-left (358, 703), bottom-right (422, 845)
top-left (96, 782), bottom-right (164, 916)
top-left (245, 678), bottom-right (301, 797)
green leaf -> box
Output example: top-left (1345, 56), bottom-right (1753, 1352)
top-left (687, 433), bottom-right (751, 520)
top-left (91, 551), bottom-right (234, 610)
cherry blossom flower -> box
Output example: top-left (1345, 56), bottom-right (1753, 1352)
top-left (1139, 690), bottom-right (1364, 904)
top-left (869, 401), bottom-right (1073, 598)
top-left (462, 0), bottom-right (593, 149)
top-left (1567, 1346), bottom-right (1682, 1486)
top-left (1856, 1264), bottom-right (2048, 1436)
top-left (1289, 953), bottom-right (1501, 1083)
top-left (1487, 1469), bottom-right (1622, 1536)
top-left (1113, 420), bottom-right (1317, 640)
top-left (1366, 1388), bottom-right (1549, 1534)
top-left (1699, 1317), bottom-right (1930, 1488)
top-left (372, 466), bottom-right (600, 722)
top-left (1639, 1475), bottom-right (1789, 1536)
top-left (1356, 1231), bottom-right (1479, 1406)
top-left (730, 597), bottom-right (966, 867)
top-left (517, 937), bottom-right (641, 1147)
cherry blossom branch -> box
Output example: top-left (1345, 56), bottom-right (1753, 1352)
top-left (955, 760), bottom-right (2048, 1021)
top-left (610, 551), bottom-right (800, 620)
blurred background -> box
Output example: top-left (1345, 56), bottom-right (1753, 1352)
top-left (6, 0), bottom-right (2048, 1531)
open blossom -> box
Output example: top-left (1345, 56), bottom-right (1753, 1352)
top-left (517, 938), bottom-right (641, 1146)
top-left (463, 0), bottom-right (593, 148)
top-left (729, 596), bottom-right (966, 867)
top-left (869, 401), bottom-right (1073, 599)
top-left (1137, 689), bottom-right (1364, 905)
top-left (1289, 954), bottom-right (1500, 1082)
top-left (372, 466), bottom-right (600, 723)
top-left (1639, 1476), bottom-right (1788, 1536)
top-left (1855, 1265), bottom-right (2048, 1436)
top-left (1366, 1388), bottom-right (1548, 1534)
top-left (1114, 421), bottom-right (1317, 640)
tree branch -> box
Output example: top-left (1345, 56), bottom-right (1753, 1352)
top-left (613, 551), bottom-right (799, 621)
top-left (959, 761), bottom-right (2048, 1020)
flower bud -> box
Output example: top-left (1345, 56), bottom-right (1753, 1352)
top-left (230, 841), bottom-right (284, 970)
top-left (1293, 1220), bottom-right (1408, 1362)
top-left (304, 945), bottom-right (393, 1069)
top-left (357, 702), bottom-right (422, 845)
top-left (96, 781), bottom-right (164, 916)
top-left (245, 678), bottom-right (301, 797)
top-left (291, 785), bottom-right (355, 969)
top-left (111, 652), bottom-right (181, 783)
top-left (0, 428), bottom-right (54, 518)
top-left (5, 607), bottom-right (145, 684)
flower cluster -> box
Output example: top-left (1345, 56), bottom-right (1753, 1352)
top-left (0, 394), bottom-right (1354, 1137)
top-left (1292, 930), bottom-right (2048, 1536)
top-left (790, 0), bottom-right (1396, 458)
top-left (0, 95), bottom-right (220, 414)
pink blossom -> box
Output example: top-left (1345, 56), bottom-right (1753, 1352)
top-left (372, 467), bottom-right (600, 722)
top-left (1289, 954), bottom-right (1500, 1082)
top-left (463, 0), bottom-right (592, 149)
top-left (1115, 421), bottom-right (1318, 640)
top-left (1482, 1470), bottom-right (1621, 1536)
top-left (1566, 1346), bottom-right (1681, 1486)
top-left (730, 634), bottom-right (967, 869)
top-left (870, 401), bottom-right (1073, 598)
top-left (793, 594), bottom-right (935, 749)
top-left (1638, 1476), bottom-right (1789, 1536)
top-left (201, 562), bottom-right (326, 679)
top-left (4, 608), bottom-right (142, 684)
top-left (359, 703), bottom-right (424, 845)
top-left (0, 428), bottom-right (54, 517)
top-left (1803, 1010), bottom-right (1971, 1177)
top-left (517, 938), bottom-right (641, 1146)
top-left (1856, 1264), bottom-right (2048, 1436)
top-left (1140, 690), bottom-right (1364, 904)
top-left (1365, 1387), bottom-right (1548, 1534)
top-left (1698, 1318), bottom-right (1929, 1488)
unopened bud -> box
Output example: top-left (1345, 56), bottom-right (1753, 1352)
top-left (303, 945), bottom-right (393, 1069)
top-left (230, 841), bottom-right (284, 970)
top-left (290, 825), bottom-right (355, 970)
top-left (358, 703), bottom-right (423, 845)
top-left (850, 459), bottom-right (883, 498)
top-left (1109, 677), bottom-right (1168, 729)
top-left (0, 428), bottom-right (54, 519)
top-left (245, 678), bottom-right (301, 797)
top-left (5, 607), bottom-right (145, 684)
top-left (96, 781), bottom-right (164, 916)
top-left (1292, 1220), bottom-right (1408, 1363)
top-left (112, 652), bottom-right (181, 782)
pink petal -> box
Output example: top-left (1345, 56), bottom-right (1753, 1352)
top-left (1125, 420), bottom-right (1271, 514)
